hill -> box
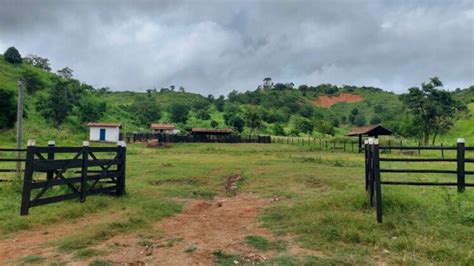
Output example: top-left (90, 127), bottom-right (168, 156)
top-left (1, 52), bottom-right (474, 146)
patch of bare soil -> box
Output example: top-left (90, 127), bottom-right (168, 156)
top-left (314, 93), bottom-right (364, 108)
top-left (97, 193), bottom-right (274, 265)
top-left (0, 211), bottom-right (123, 265)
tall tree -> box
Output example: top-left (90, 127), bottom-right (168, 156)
top-left (36, 80), bottom-right (74, 128)
top-left (400, 77), bottom-right (465, 145)
top-left (243, 106), bottom-right (262, 134)
top-left (169, 103), bottom-right (190, 123)
top-left (0, 88), bottom-right (17, 129)
top-left (57, 67), bottom-right (73, 79)
top-left (3, 47), bottom-right (22, 64)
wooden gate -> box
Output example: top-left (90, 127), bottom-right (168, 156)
top-left (20, 141), bottom-right (126, 215)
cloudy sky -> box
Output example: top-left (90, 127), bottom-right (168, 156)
top-left (1, 0), bottom-right (473, 94)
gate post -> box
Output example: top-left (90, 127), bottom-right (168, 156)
top-left (373, 138), bottom-right (383, 223)
top-left (80, 141), bottom-right (89, 202)
top-left (457, 138), bottom-right (465, 192)
top-left (20, 140), bottom-right (35, 215)
top-left (47, 140), bottom-right (55, 180)
top-left (364, 140), bottom-right (369, 192)
top-left (117, 141), bottom-right (126, 196)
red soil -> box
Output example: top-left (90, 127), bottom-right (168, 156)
top-left (313, 93), bottom-right (364, 108)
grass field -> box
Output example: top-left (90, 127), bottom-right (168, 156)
top-left (0, 143), bottom-right (473, 265)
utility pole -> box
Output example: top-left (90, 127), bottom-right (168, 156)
top-left (16, 79), bottom-right (24, 179)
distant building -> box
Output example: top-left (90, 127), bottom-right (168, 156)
top-left (150, 123), bottom-right (180, 134)
top-left (87, 122), bottom-right (122, 142)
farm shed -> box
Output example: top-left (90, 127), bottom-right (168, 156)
top-left (87, 122), bottom-right (122, 142)
top-left (150, 123), bottom-right (180, 134)
top-left (191, 128), bottom-right (233, 142)
top-left (347, 124), bottom-right (392, 152)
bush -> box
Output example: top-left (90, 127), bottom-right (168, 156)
top-left (4, 47), bottom-right (22, 64)
top-left (22, 69), bottom-right (45, 94)
top-left (0, 88), bottom-right (17, 129)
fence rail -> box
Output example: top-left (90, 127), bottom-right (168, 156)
top-left (17, 140), bottom-right (126, 215)
top-left (0, 148), bottom-right (26, 179)
top-left (127, 133), bottom-right (271, 144)
top-left (365, 138), bottom-right (473, 223)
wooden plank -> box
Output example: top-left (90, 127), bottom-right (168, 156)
top-left (380, 169), bottom-right (457, 174)
top-left (379, 146), bottom-right (456, 150)
top-left (380, 158), bottom-right (457, 162)
top-left (33, 159), bottom-right (83, 171)
top-left (381, 181), bottom-right (458, 186)
top-left (34, 147), bottom-right (83, 153)
top-left (0, 148), bottom-right (26, 152)
top-left (30, 177), bottom-right (82, 189)
top-left (0, 158), bottom-right (26, 162)
top-left (29, 192), bottom-right (79, 207)
top-left (88, 185), bottom-right (118, 195)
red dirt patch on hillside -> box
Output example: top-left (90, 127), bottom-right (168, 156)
top-left (313, 93), bottom-right (364, 108)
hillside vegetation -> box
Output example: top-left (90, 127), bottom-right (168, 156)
top-left (1, 50), bottom-right (474, 146)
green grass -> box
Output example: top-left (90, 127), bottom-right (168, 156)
top-left (1, 143), bottom-right (473, 264)
top-left (18, 255), bottom-right (46, 265)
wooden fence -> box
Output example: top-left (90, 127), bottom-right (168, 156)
top-left (17, 140), bottom-right (126, 215)
top-left (127, 133), bottom-right (271, 144)
top-left (0, 147), bottom-right (26, 180)
top-left (365, 138), bottom-right (473, 223)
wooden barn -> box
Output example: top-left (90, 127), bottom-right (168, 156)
top-left (87, 122), bottom-right (122, 142)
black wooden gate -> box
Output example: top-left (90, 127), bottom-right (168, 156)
top-left (20, 141), bottom-right (126, 215)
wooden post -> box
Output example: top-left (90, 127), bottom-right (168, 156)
top-left (388, 140), bottom-right (391, 154)
top-left (117, 141), bottom-right (126, 196)
top-left (441, 143), bottom-right (444, 158)
top-left (325, 140), bottom-right (327, 150)
top-left (47, 141), bottom-right (55, 181)
top-left (358, 134), bottom-right (362, 153)
top-left (364, 140), bottom-right (369, 192)
top-left (373, 138), bottom-right (383, 223)
top-left (80, 141), bottom-right (89, 202)
top-left (20, 140), bottom-right (35, 215)
top-left (457, 138), bottom-right (465, 192)
top-left (418, 141), bottom-right (421, 156)
top-left (16, 80), bottom-right (24, 179)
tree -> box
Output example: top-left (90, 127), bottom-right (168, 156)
top-left (272, 123), bottom-right (285, 136)
top-left (24, 54), bottom-right (51, 71)
top-left (78, 97), bottom-right (107, 123)
top-left (290, 116), bottom-right (313, 134)
top-left (36, 80), bottom-right (74, 128)
top-left (129, 95), bottom-right (160, 126)
top-left (4, 47), bottom-right (22, 64)
top-left (210, 120), bottom-right (218, 128)
top-left (354, 114), bottom-right (366, 126)
top-left (57, 67), bottom-right (73, 79)
top-left (369, 115), bottom-right (382, 125)
top-left (243, 107), bottom-right (262, 134)
top-left (22, 69), bottom-right (45, 94)
top-left (400, 77), bottom-right (465, 145)
top-left (179, 86), bottom-right (185, 93)
top-left (0, 88), bottom-right (17, 129)
top-left (349, 108), bottom-right (359, 124)
top-left (170, 103), bottom-right (190, 123)
top-left (215, 95), bottom-right (225, 111)
top-left (227, 115), bottom-right (245, 133)
top-left (316, 120), bottom-right (335, 135)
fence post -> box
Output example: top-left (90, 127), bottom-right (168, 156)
top-left (441, 143), bottom-right (444, 158)
top-left (457, 138), bottom-right (465, 192)
top-left (418, 141), bottom-right (421, 156)
top-left (364, 140), bottom-right (369, 192)
top-left (117, 141), bottom-right (126, 196)
top-left (47, 140), bottom-right (55, 181)
top-left (80, 141), bottom-right (89, 203)
top-left (368, 138), bottom-right (375, 206)
top-left (20, 140), bottom-right (35, 215)
top-left (325, 140), bottom-right (327, 150)
top-left (373, 138), bottom-right (383, 223)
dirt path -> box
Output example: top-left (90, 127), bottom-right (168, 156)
top-left (0, 211), bottom-right (124, 265)
top-left (98, 193), bottom-right (277, 265)
top-left (314, 93), bottom-right (364, 108)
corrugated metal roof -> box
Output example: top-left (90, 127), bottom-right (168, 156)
top-left (347, 124), bottom-right (392, 136)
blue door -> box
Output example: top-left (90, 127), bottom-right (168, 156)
top-left (99, 129), bottom-right (106, 141)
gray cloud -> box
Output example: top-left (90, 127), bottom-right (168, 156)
top-left (1, 0), bottom-right (473, 94)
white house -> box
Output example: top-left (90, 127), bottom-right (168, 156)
top-left (87, 122), bottom-right (122, 142)
top-left (150, 123), bottom-right (180, 134)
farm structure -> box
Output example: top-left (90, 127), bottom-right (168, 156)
top-left (347, 124), bottom-right (392, 153)
top-left (365, 138), bottom-right (473, 223)
top-left (150, 123), bottom-right (180, 134)
top-left (128, 132), bottom-right (271, 144)
top-left (2, 140), bottom-right (127, 215)
top-left (87, 122), bottom-right (122, 142)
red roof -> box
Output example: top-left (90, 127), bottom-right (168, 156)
top-left (87, 122), bottom-right (121, 128)
top-left (192, 128), bottom-right (233, 134)
top-left (150, 123), bottom-right (176, 130)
